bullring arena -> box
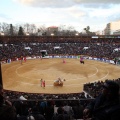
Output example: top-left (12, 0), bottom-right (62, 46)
top-left (2, 58), bottom-right (120, 94)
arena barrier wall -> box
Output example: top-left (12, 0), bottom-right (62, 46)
top-left (1, 55), bottom-right (119, 65)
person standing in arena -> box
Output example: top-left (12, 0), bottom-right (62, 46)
top-left (40, 53), bottom-right (42, 60)
top-left (80, 56), bottom-right (84, 64)
top-left (40, 79), bottom-right (43, 87)
top-left (24, 56), bottom-right (26, 62)
top-left (114, 57), bottom-right (117, 65)
top-left (20, 56), bottom-right (23, 65)
top-left (43, 80), bottom-right (45, 88)
top-left (63, 58), bottom-right (66, 63)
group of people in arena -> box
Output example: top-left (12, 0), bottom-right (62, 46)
top-left (40, 79), bottom-right (45, 88)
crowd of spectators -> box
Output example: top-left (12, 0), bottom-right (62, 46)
top-left (1, 78), bottom-right (120, 120)
top-left (83, 79), bottom-right (120, 120)
top-left (83, 78), bottom-right (120, 98)
top-left (0, 38), bottom-right (120, 61)
top-left (1, 86), bottom-right (91, 120)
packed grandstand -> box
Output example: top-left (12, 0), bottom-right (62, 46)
top-left (0, 35), bottom-right (120, 120)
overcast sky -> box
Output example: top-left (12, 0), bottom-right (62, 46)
top-left (0, 0), bottom-right (120, 32)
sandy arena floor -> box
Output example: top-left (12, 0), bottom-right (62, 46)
top-left (2, 58), bottom-right (120, 94)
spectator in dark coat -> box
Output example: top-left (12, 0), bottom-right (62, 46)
top-left (45, 101), bottom-right (54, 120)
top-left (0, 84), bottom-right (17, 120)
top-left (52, 107), bottom-right (70, 120)
top-left (27, 106), bottom-right (46, 120)
top-left (83, 80), bottom-right (120, 120)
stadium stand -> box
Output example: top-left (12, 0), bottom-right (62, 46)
top-left (0, 35), bottom-right (120, 120)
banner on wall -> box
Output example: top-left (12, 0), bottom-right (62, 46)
top-left (1, 55), bottom-right (117, 65)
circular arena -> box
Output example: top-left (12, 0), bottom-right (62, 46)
top-left (2, 58), bottom-right (120, 94)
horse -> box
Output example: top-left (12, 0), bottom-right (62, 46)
top-left (53, 78), bottom-right (63, 87)
top-left (80, 61), bottom-right (84, 64)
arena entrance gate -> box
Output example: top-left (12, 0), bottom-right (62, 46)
top-left (40, 50), bottom-right (47, 57)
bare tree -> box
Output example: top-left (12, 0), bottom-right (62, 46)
top-left (0, 22), bottom-right (9, 35)
top-left (38, 24), bottom-right (47, 36)
top-left (14, 24), bottom-right (20, 35)
top-left (84, 26), bottom-right (96, 35)
top-left (84, 26), bottom-right (90, 34)
top-left (58, 24), bottom-right (77, 36)
top-left (23, 23), bottom-right (30, 34)
top-left (29, 24), bottom-right (37, 35)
